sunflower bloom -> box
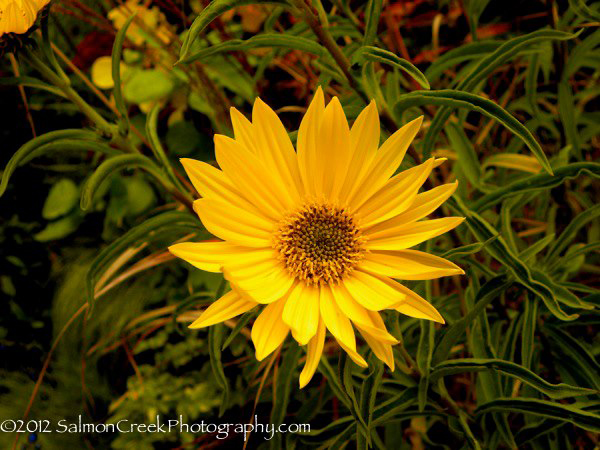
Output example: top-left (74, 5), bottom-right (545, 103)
top-left (0, 0), bottom-right (50, 36)
top-left (170, 88), bottom-right (464, 388)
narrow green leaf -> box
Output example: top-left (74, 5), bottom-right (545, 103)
top-left (394, 90), bottom-right (552, 174)
top-left (544, 325), bottom-right (600, 390)
top-left (180, 34), bottom-right (327, 63)
top-left (521, 295), bottom-right (538, 370)
top-left (431, 358), bottom-right (597, 399)
top-left (359, 356), bottom-right (384, 432)
top-left (355, 46), bottom-right (430, 89)
top-left (472, 162), bottom-right (600, 212)
top-left (423, 29), bottom-right (579, 157)
top-left (475, 398), bottom-right (600, 433)
top-left (445, 122), bottom-right (482, 188)
top-left (112, 14), bottom-right (136, 132)
top-left (0, 130), bottom-right (114, 198)
top-left (363, 0), bottom-right (383, 46)
top-left (221, 311), bottom-right (255, 350)
top-left (179, 0), bottom-right (290, 63)
top-left (270, 344), bottom-right (302, 448)
top-left (208, 323), bottom-right (230, 416)
top-left (546, 204), bottom-right (600, 262)
top-left (433, 275), bottom-right (510, 365)
top-left (80, 154), bottom-right (171, 211)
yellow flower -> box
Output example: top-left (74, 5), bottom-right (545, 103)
top-left (0, 0), bottom-right (49, 36)
top-left (107, 0), bottom-right (171, 46)
top-left (169, 88), bottom-right (464, 388)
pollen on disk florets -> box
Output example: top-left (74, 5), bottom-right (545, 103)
top-left (274, 203), bottom-right (366, 286)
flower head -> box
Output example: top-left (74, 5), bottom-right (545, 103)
top-left (0, 0), bottom-right (49, 36)
top-left (170, 88), bottom-right (464, 388)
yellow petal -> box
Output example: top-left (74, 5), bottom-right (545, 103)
top-left (315, 96), bottom-right (351, 200)
top-left (224, 268), bottom-right (295, 304)
top-left (180, 158), bottom-right (259, 212)
top-left (189, 290), bottom-right (257, 328)
top-left (214, 134), bottom-right (289, 219)
top-left (299, 318), bottom-right (326, 388)
top-left (251, 299), bottom-right (289, 360)
top-left (282, 283), bottom-right (320, 345)
top-left (358, 327), bottom-right (395, 370)
top-left (330, 285), bottom-right (398, 344)
top-left (355, 158), bottom-right (435, 227)
top-left (297, 87), bottom-right (325, 197)
top-left (360, 249), bottom-right (464, 280)
top-left (346, 116), bottom-right (423, 210)
top-left (362, 272), bottom-right (445, 323)
top-left (252, 97), bottom-right (303, 203)
top-left (343, 270), bottom-right (405, 311)
top-left (230, 107), bottom-right (257, 154)
top-left (382, 181), bottom-right (458, 226)
top-left (193, 198), bottom-right (274, 247)
top-left (320, 286), bottom-right (361, 353)
top-left (168, 241), bottom-right (263, 272)
top-left (338, 100), bottom-right (380, 204)
top-left (365, 217), bottom-right (465, 250)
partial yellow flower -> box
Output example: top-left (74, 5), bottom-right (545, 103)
top-left (108, 0), bottom-right (171, 46)
top-left (0, 0), bottom-right (50, 36)
top-left (170, 88), bottom-right (464, 388)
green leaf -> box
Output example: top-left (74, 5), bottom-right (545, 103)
top-left (546, 203), bottom-right (600, 262)
top-left (472, 162), bottom-right (600, 212)
top-left (270, 344), bottom-right (302, 449)
top-left (362, 0), bottom-right (383, 47)
top-left (112, 13), bottom-right (136, 132)
top-left (179, 0), bottom-right (290, 63)
top-left (475, 398), bottom-right (600, 433)
top-left (355, 46), bottom-right (430, 89)
top-left (180, 34), bottom-right (327, 63)
top-left (445, 122), bottom-right (482, 188)
top-left (543, 325), bottom-right (600, 391)
top-left (558, 80), bottom-right (581, 158)
top-left (42, 179), bottom-right (79, 220)
top-left (0, 130), bottom-right (116, 198)
top-left (423, 29), bottom-right (579, 158)
top-left (394, 90), bottom-right (552, 174)
top-left (431, 358), bottom-right (597, 399)
top-left (424, 40), bottom-right (502, 83)
top-left (439, 235), bottom-right (498, 259)
top-left (521, 295), bottom-right (538, 369)
top-left (449, 196), bottom-right (579, 321)
top-left (433, 275), bottom-right (510, 365)
top-left (208, 323), bottom-right (229, 416)
top-left (359, 356), bottom-right (384, 434)
top-left (86, 211), bottom-right (200, 311)
top-left (80, 154), bottom-right (170, 211)
top-left (123, 69), bottom-right (176, 104)
top-left (34, 213), bottom-right (81, 242)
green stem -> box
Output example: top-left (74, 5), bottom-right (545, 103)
top-left (23, 49), bottom-right (116, 137)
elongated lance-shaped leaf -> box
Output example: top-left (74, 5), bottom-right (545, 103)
top-left (422, 29), bottom-right (579, 157)
top-left (431, 358), bottom-right (597, 399)
top-left (179, 0), bottom-right (291, 63)
top-left (354, 46), bottom-right (430, 89)
top-left (86, 211), bottom-right (200, 311)
top-left (359, 356), bottom-right (384, 435)
top-left (449, 196), bottom-right (579, 321)
top-left (394, 90), bottom-right (553, 174)
top-left (180, 34), bottom-right (328, 63)
top-left (209, 322), bottom-right (230, 417)
top-left (362, 0), bottom-right (383, 46)
top-left (433, 275), bottom-right (510, 365)
top-left (472, 162), bottom-right (600, 212)
top-left (80, 154), bottom-right (173, 211)
top-left (112, 13), bottom-right (136, 133)
top-left (445, 122), bottom-right (482, 188)
top-left (269, 344), bottom-right (303, 449)
top-left (521, 295), bottom-right (538, 370)
top-left (545, 203), bottom-right (600, 262)
top-left (0, 130), bottom-right (116, 198)
top-left (475, 398), bottom-right (600, 433)
top-left (543, 325), bottom-right (600, 391)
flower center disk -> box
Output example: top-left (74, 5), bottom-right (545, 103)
top-left (275, 204), bottom-right (366, 286)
